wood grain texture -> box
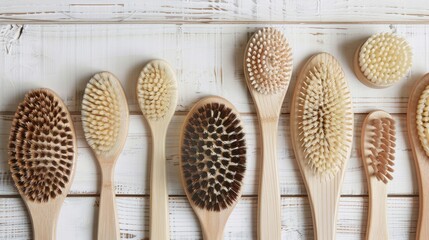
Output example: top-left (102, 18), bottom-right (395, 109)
top-left (1, 0), bottom-right (429, 23)
top-left (0, 24), bottom-right (427, 114)
top-left (0, 196), bottom-right (418, 240)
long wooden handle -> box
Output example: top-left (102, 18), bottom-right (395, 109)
top-left (98, 167), bottom-right (120, 240)
top-left (367, 181), bottom-right (388, 240)
top-left (258, 119), bottom-right (281, 240)
top-left (30, 208), bottom-right (58, 240)
top-left (417, 176), bottom-right (429, 239)
top-left (150, 127), bottom-right (170, 240)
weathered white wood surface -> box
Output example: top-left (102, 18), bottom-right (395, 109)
top-left (0, 0), bottom-right (429, 23)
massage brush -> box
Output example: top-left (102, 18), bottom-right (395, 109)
top-left (407, 73), bottom-right (429, 240)
top-left (354, 32), bottom-right (412, 88)
top-left (82, 72), bottom-right (129, 240)
top-left (179, 97), bottom-right (246, 240)
top-left (243, 27), bottom-right (293, 239)
top-left (361, 110), bottom-right (396, 240)
top-left (137, 60), bottom-right (178, 240)
top-left (8, 89), bottom-right (77, 240)
top-left (290, 53), bottom-right (354, 240)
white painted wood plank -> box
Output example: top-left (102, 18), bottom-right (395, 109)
top-left (0, 0), bottom-right (429, 23)
top-left (0, 24), bottom-right (426, 114)
top-left (0, 196), bottom-right (417, 239)
top-left (0, 114), bottom-right (416, 195)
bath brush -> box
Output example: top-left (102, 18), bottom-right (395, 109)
top-left (8, 89), bottom-right (77, 240)
top-left (179, 97), bottom-right (246, 240)
top-left (137, 60), bottom-right (178, 240)
top-left (361, 110), bottom-right (396, 240)
top-left (354, 32), bottom-right (412, 88)
top-left (243, 27), bottom-right (293, 239)
top-left (407, 73), bottom-right (429, 240)
top-left (290, 53), bottom-right (353, 239)
top-left (82, 72), bottom-right (129, 240)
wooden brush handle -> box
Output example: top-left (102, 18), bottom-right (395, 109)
top-left (98, 166), bottom-right (120, 240)
top-left (367, 181), bottom-right (388, 240)
top-left (417, 176), bottom-right (429, 239)
top-left (258, 119), bottom-right (281, 240)
top-left (150, 127), bottom-right (170, 240)
top-left (29, 205), bottom-right (59, 240)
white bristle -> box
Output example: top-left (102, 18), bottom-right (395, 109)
top-left (298, 62), bottom-right (353, 176)
top-left (245, 27), bottom-right (292, 94)
top-left (358, 33), bottom-right (412, 86)
top-left (416, 84), bottom-right (429, 157)
top-left (82, 72), bottom-right (121, 154)
top-left (137, 60), bottom-right (176, 120)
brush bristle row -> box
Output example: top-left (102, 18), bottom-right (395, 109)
top-left (137, 61), bottom-right (175, 120)
top-left (8, 90), bottom-right (74, 202)
top-left (359, 33), bottom-right (412, 86)
top-left (82, 72), bottom-right (121, 154)
top-left (298, 62), bottom-right (353, 176)
top-left (182, 102), bottom-right (246, 211)
top-left (416, 84), bottom-right (429, 157)
top-left (367, 118), bottom-right (396, 183)
top-left (245, 27), bottom-right (292, 94)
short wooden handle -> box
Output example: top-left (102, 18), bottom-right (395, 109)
top-left (258, 119), bottom-right (281, 240)
top-left (367, 182), bottom-right (388, 240)
top-left (98, 168), bottom-right (120, 240)
top-left (150, 128), bottom-right (170, 240)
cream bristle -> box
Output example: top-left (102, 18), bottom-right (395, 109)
top-left (359, 33), bottom-right (412, 86)
top-left (82, 72), bottom-right (121, 154)
top-left (298, 62), bottom-right (353, 176)
top-left (416, 84), bottom-right (429, 157)
top-left (245, 27), bottom-right (292, 94)
top-left (366, 118), bottom-right (396, 184)
top-left (137, 60), bottom-right (176, 120)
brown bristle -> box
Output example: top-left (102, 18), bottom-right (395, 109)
top-left (366, 117), bottom-right (396, 184)
top-left (181, 100), bottom-right (246, 211)
top-left (8, 89), bottom-right (75, 202)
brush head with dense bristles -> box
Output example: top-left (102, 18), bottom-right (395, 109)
top-left (180, 98), bottom-right (246, 212)
top-left (82, 72), bottom-right (129, 156)
top-left (356, 33), bottom-right (412, 87)
top-left (244, 27), bottom-right (293, 95)
top-left (363, 113), bottom-right (396, 184)
top-left (8, 89), bottom-right (76, 202)
top-left (416, 84), bottom-right (429, 157)
top-left (137, 60), bottom-right (177, 121)
top-left (296, 55), bottom-right (353, 177)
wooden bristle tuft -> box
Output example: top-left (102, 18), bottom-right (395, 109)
top-left (8, 89), bottom-right (75, 202)
top-left (181, 102), bottom-right (246, 211)
top-left (245, 27), bottom-right (292, 94)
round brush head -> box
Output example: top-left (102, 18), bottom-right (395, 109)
top-left (244, 27), bottom-right (293, 95)
top-left (82, 72), bottom-right (128, 155)
top-left (8, 89), bottom-right (76, 202)
top-left (354, 33), bottom-right (412, 88)
top-left (297, 57), bottom-right (353, 177)
top-left (137, 60), bottom-right (177, 121)
top-left (180, 98), bottom-right (246, 211)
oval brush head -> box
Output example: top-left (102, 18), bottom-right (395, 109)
top-left (137, 59), bottom-right (177, 121)
top-left (180, 97), bottom-right (246, 212)
top-left (244, 27), bottom-right (293, 94)
top-left (296, 56), bottom-right (353, 177)
top-left (362, 111), bottom-right (396, 184)
top-left (354, 32), bottom-right (412, 88)
top-left (416, 84), bottom-right (429, 157)
top-left (81, 72), bottom-right (129, 155)
top-left (8, 89), bottom-right (76, 202)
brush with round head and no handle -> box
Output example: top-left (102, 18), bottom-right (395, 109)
top-left (8, 89), bottom-right (77, 240)
top-left (179, 96), bottom-right (247, 240)
top-left (81, 72), bottom-right (129, 240)
top-left (243, 27), bottom-right (293, 240)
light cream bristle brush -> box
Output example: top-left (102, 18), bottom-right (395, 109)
top-left (290, 53), bottom-right (353, 240)
top-left (8, 89), bottom-right (77, 240)
top-left (179, 97), bottom-right (246, 240)
top-left (82, 72), bottom-right (129, 240)
top-left (361, 110), bottom-right (396, 240)
top-left (354, 32), bottom-right (412, 88)
top-left (243, 27), bottom-right (293, 239)
top-left (407, 73), bottom-right (429, 240)
top-left (137, 60), bottom-right (178, 240)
